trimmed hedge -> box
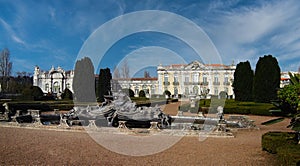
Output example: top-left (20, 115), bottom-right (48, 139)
top-left (262, 132), bottom-right (300, 165)
top-left (4, 101), bottom-right (75, 113)
top-left (277, 144), bottom-right (300, 165)
top-left (199, 99), bottom-right (274, 116)
top-left (262, 132), bottom-right (297, 154)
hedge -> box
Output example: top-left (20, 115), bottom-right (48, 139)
top-left (199, 99), bottom-right (274, 116)
top-left (4, 101), bottom-right (75, 113)
top-left (277, 144), bottom-right (300, 165)
top-left (262, 132), bottom-right (300, 165)
top-left (262, 132), bottom-right (297, 154)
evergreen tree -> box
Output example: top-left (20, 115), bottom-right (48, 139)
top-left (122, 88), bottom-right (134, 97)
top-left (73, 57), bottom-right (96, 103)
top-left (61, 88), bottom-right (73, 100)
top-left (253, 55), bottom-right (280, 103)
top-left (232, 61), bottom-right (254, 101)
top-left (139, 90), bottom-right (146, 97)
top-left (97, 68), bottom-right (112, 102)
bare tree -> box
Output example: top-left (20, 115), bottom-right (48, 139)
top-left (113, 65), bottom-right (120, 79)
top-left (144, 71), bottom-right (151, 78)
top-left (0, 48), bottom-right (12, 92)
top-left (121, 60), bottom-right (129, 78)
top-left (0, 48), bottom-right (12, 77)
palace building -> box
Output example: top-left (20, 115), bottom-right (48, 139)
top-left (156, 60), bottom-right (236, 98)
top-left (33, 66), bottom-right (74, 94)
top-left (34, 60), bottom-right (236, 98)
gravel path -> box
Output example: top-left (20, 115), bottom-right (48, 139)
top-left (0, 102), bottom-right (293, 165)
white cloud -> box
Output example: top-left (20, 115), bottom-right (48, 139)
top-left (0, 17), bottom-right (26, 46)
top-left (205, 0), bottom-right (300, 71)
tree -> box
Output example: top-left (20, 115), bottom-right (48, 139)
top-left (61, 88), bottom-right (73, 100)
top-left (268, 72), bottom-right (300, 143)
top-left (144, 71), bottom-right (151, 78)
top-left (22, 86), bottom-right (44, 100)
top-left (97, 68), bottom-right (112, 102)
top-left (289, 72), bottom-right (300, 85)
top-left (113, 66), bottom-right (120, 79)
top-left (219, 91), bottom-right (228, 99)
top-left (122, 88), bottom-right (134, 97)
top-left (253, 55), bottom-right (280, 103)
top-left (163, 90), bottom-right (171, 98)
top-left (232, 61), bottom-right (254, 101)
top-left (0, 48), bottom-right (12, 92)
top-left (139, 90), bottom-right (146, 97)
top-left (73, 57), bottom-right (96, 103)
top-left (121, 60), bottom-right (129, 78)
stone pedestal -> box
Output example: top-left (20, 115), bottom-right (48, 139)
top-left (33, 117), bottom-right (43, 126)
top-left (11, 110), bottom-right (21, 122)
top-left (88, 120), bottom-right (98, 129)
top-left (118, 121), bottom-right (128, 131)
top-left (148, 122), bottom-right (160, 131)
top-left (59, 114), bottom-right (70, 128)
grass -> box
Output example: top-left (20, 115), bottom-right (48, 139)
top-left (261, 117), bottom-right (285, 125)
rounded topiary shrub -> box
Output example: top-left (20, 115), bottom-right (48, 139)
top-left (61, 88), bottom-right (73, 100)
top-left (22, 86), bottom-right (44, 100)
top-left (163, 90), bottom-right (171, 98)
top-left (122, 88), bottom-right (134, 97)
top-left (139, 90), bottom-right (146, 98)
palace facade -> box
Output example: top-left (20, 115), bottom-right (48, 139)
top-left (34, 60), bottom-right (236, 98)
top-left (33, 66), bottom-right (74, 94)
top-left (157, 61), bottom-right (235, 98)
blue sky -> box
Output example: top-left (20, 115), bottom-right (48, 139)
top-left (0, 0), bottom-right (299, 77)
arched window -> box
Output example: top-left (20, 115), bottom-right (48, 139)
top-left (193, 86), bottom-right (199, 95)
top-left (53, 82), bottom-right (60, 93)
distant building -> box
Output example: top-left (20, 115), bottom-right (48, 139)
top-left (156, 60), bottom-right (236, 98)
top-left (34, 60), bottom-right (236, 98)
top-left (111, 77), bottom-right (158, 97)
top-left (280, 71), bottom-right (299, 88)
top-left (33, 66), bottom-right (74, 94)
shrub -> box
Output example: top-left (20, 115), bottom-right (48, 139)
top-left (262, 131), bottom-right (300, 165)
top-left (262, 132), bottom-right (297, 154)
top-left (139, 90), bottom-right (146, 98)
top-left (219, 91), bottom-right (228, 99)
top-left (277, 144), bottom-right (300, 165)
top-left (122, 88), bottom-right (134, 97)
top-left (163, 90), bottom-right (171, 98)
top-left (61, 88), bottom-right (73, 100)
top-left (22, 86), bottom-right (44, 100)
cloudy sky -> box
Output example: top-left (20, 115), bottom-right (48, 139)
top-left (0, 0), bottom-right (299, 76)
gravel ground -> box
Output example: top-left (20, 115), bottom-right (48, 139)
top-left (0, 102), bottom-right (293, 165)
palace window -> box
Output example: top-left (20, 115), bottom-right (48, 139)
top-left (53, 82), bottom-right (60, 93)
top-left (174, 73), bottom-right (178, 83)
top-left (224, 87), bottom-right (228, 93)
top-left (193, 86), bottom-right (199, 95)
top-left (66, 83), bottom-right (70, 89)
top-left (214, 74), bottom-right (219, 83)
top-left (185, 75), bottom-right (189, 83)
top-left (45, 83), bottom-right (49, 92)
top-left (214, 87), bottom-right (218, 95)
top-left (164, 73), bottom-right (169, 83)
top-left (185, 87), bottom-right (189, 95)
top-left (174, 87), bottom-right (178, 95)
top-left (151, 85), bottom-right (155, 94)
top-left (193, 73), bottom-right (199, 83)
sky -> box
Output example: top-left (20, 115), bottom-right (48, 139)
top-left (0, 0), bottom-right (299, 77)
